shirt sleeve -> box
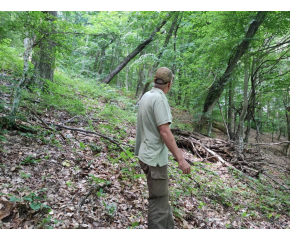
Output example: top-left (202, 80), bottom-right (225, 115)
top-left (153, 99), bottom-right (172, 126)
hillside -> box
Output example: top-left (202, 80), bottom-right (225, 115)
top-left (1, 72), bottom-right (290, 229)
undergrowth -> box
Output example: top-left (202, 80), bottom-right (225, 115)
top-left (1, 69), bottom-right (290, 228)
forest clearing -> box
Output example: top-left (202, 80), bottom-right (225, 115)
top-left (0, 10), bottom-right (290, 229)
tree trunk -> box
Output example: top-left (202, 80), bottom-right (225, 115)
top-left (171, 13), bottom-right (183, 75)
top-left (98, 49), bottom-right (106, 75)
top-left (283, 89), bottom-right (290, 155)
top-left (135, 63), bottom-right (145, 97)
top-left (96, 36), bottom-right (118, 77)
top-left (10, 37), bottom-right (34, 122)
top-left (228, 79), bottom-right (235, 139)
top-left (236, 54), bottom-right (250, 153)
top-left (103, 12), bottom-right (174, 84)
top-left (79, 34), bottom-right (89, 77)
top-left (125, 64), bottom-right (129, 90)
top-left (30, 11), bottom-right (58, 91)
top-left (195, 11), bottom-right (267, 132)
top-left (244, 120), bottom-right (251, 143)
top-left (277, 126), bottom-right (282, 141)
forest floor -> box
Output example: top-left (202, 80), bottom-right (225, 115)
top-left (0, 77), bottom-right (290, 229)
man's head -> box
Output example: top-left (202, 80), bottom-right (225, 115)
top-left (153, 67), bottom-right (174, 94)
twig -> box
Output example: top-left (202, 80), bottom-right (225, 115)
top-left (20, 106), bottom-right (66, 140)
top-left (262, 172), bottom-right (290, 190)
top-left (190, 141), bottom-right (203, 160)
top-left (248, 141), bottom-right (290, 146)
top-left (61, 116), bottom-right (80, 125)
top-left (218, 101), bottom-right (231, 141)
top-left (44, 121), bottom-right (134, 152)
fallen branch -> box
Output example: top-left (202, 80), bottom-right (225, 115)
top-left (262, 172), bottom-right (290, 191)
top-left (248, 141), bottom-right (290, 146)
top-left (190, 137), bottom-right (231, 168)
top-left (43, 120), bottom-right (134, 152)
top-left (20, 106), bottom-right (66, 140)
top-left (190, 141), bottom-right (203, 160)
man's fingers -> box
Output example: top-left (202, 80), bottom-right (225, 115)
top-left (182, 167), bottom-right (191, 174)
top-left (182, 168), bottom-right (190, 174)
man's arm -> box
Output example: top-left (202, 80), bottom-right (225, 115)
top-left (158, 123), bottom-right (191, 174)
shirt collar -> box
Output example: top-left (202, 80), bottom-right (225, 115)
top-left (151, 87), bottom-right (166, 96)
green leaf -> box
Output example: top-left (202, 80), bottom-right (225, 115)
top-left (9, 196), bottom-right (21, 202)
top-left (23, 196), bottom-right (32, 202)
top-left (30, 202), bottom-right (41, 210)
top-left (132, 222), bottom-right (139, 228)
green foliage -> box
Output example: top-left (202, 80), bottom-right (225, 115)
top-left (0, 129), bottom-right (8, 144)
top-left (88, 143), bottom-right (102, 153)
top-left (21, 155), bottom-right (42, 165)
top-left (88, 174), bottom-right (111, 186)
top-left (102, 201), bottom-right (117, 217)
top-left (167, 156), bottom-right (290, 223)
top-left (23, 192), bottom-right (50, 210)
top-left (97, 188), bottom-right (106, 198)
top-left (6, 189), bottom-right (51, 211)
top-left (20, 171), bottom-right (31, 178)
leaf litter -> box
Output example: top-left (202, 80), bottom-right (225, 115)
top-left (0, 100), bottom-right (290, 229)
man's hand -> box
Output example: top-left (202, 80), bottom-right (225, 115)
top-left (177, 158), bottom-right (191, 174)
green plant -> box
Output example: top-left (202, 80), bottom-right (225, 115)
top-left (79, 142), bottom-right (86, 150)
top-left (89, 143), bottom-right (102, 153)
top-left (97, 188), bottom-right (106, 198)
top-left (88, 174), bottom-right (111, 186)
top-left (74, 165), bottom-right (80, 171)
top-left (38, 214), bottom-right (63, 229)
top-left (102, 201), bottom-right (117, 217)
top-left (127, 221), bottom-right (139, 229)
top-left (66, 181), bottom-right (73, 187)
top-left (20, 171), bottom-right (31, 178)
top-left (0, 129), bottom-right (8, 143)
top-left (22, 192), bottom-right (50, 211)
top-left (21, 155), bottom-right (42, 165)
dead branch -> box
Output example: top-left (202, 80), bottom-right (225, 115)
top-left (190, 141), bottom-right (203, 160)
top-left (43, 120), bottom-right (134, 152)
top-left (61, 116), bottom-right (80, 125)
top-left (248, 141), bottom-right (290, 146)
top-left (262, 172), bottom-right (290, 191)
top-left (20, 106), bottom-right (66, 140)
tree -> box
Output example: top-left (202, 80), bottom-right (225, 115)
top-left (30, 11), bottom-right (58, 91)
top-left (102, 12), bottom-right (174, 84)
top-left (195, 11), bottom-right (267, 132)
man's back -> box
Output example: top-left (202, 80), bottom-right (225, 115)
top-left (134, 87), bottom-right (172, 167)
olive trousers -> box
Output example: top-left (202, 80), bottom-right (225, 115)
top-left (139, 160), bottom-right (174, 229)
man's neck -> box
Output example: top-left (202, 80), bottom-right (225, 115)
top-left (153, 86), bottom-right (167, 94)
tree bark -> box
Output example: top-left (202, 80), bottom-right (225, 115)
top-left (283, 88), bottom-right (290, 155)
top-left (236, 54), bottom-right (250, 153)
top-left (10, 37), bottom-right (34, 122)
top-left (135, 57), bottom-right (145, 97)
top-left (228, 79), bottom-right (235, 139)
top-left (103, 12), bottom-right (175, 84)
top-left (195, 11), bottom-right (267, 132)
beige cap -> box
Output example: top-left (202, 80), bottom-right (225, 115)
top-left (154, 67), bottom-right (174, 85)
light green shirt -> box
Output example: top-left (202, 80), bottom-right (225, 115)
top-left (134, 87), bottom-right (172, 167)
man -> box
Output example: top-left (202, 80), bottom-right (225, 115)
top-left (134, 67), bottom-right (191, 229)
